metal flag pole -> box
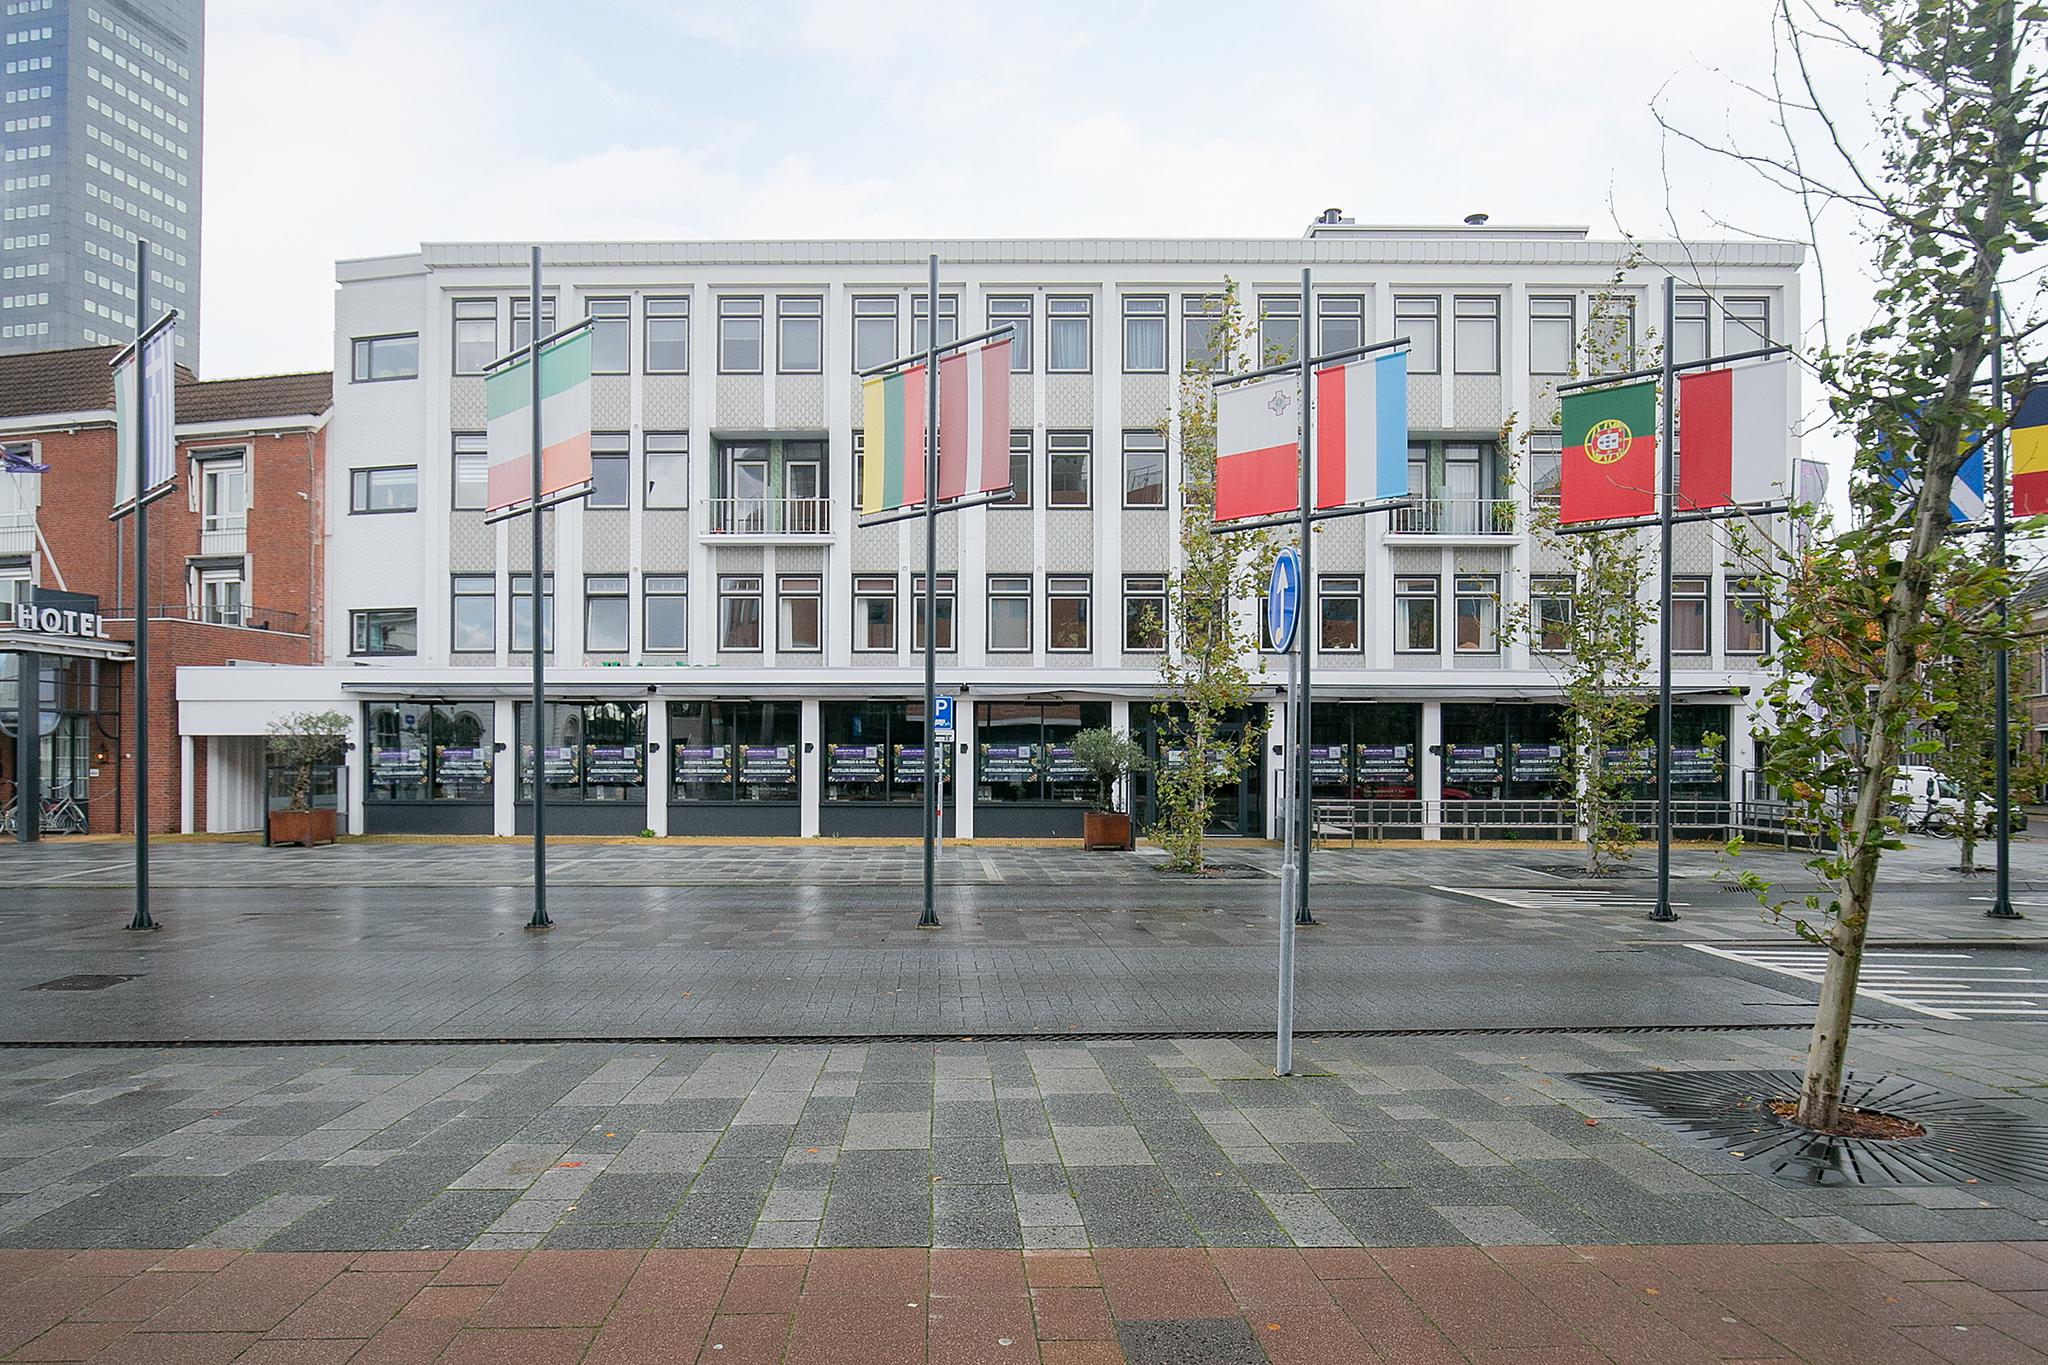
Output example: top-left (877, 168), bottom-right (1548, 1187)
top-left (1649, 274), bottom-right (1679, 923)
top-left (1295, 267), bottom-right (1316, 929)
top-left (527, 246), bottom-right (551, 930)
top-left (127, 238), bottom-right (154, 932)
top-left (1989, 293), bottom-right (2020, 919)
top-left (919, 252), bottom-right (941, 929)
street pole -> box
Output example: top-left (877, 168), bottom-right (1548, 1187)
top-left (527, 246), bottom-right (551, 930)
top-left (919, 252), bottom-right (941, 929)
top-left (1295, 267), bottom-right (1316, 927)
top-left (127, 238), bottom-right (154, 932)
top-left (1276, 639), bottom-right (1298, 1076)
top-left (1649, 275), bottom-right (1679, 923)
top-left (14, 650), bottom-right (38, 841)
top-left (1989, 294), bottom-right (2020, 919)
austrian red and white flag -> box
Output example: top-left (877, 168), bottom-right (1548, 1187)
top-left (1677, 357), bottom-right (1792, 510)
top-left (936, 336), bottom-right (1012, 502)
top-left (1214, 375), bottom-right (1300, 521)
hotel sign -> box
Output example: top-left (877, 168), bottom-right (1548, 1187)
top-left (2, 590), bottom-right (111, 641)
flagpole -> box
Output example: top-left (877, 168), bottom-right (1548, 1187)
top-left (527, 245), bottom-right (551, 930)
top-left (1989, 293), bottom-right (2020, 919)
top-left (1295, 267), bottom-right (1315, 929)
top-left (127, 239), bottom-right (154, 931)
top-left (919, 252), bottom-right (941, 929)
top-left (1649, 275), bottom-right (1678, 923)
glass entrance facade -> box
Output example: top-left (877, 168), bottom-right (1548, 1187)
top-left (974, 700), bottom-right (1111, 836)
top-left (668, 699), bottom-right (801, 835)
top-left (362, 700), bottom-right (496, 833)
top-left (820, 699), bottom-right (954, 836)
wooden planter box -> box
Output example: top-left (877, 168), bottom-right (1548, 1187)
top-left (1083, 810), bottom-right (1132, 851)
top-left (268, 808), bottom-right (337, 848)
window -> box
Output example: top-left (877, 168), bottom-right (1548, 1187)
top-left (1672, 295), bottom-right (1709, 366)
top-left (585, 575), bottom-right (628, 653)
top-left (578, 432), bottom-right (627, 509)
top-left (1320, 576), bottom-right (1362, 651)
top-left (1046, 295), bottom-right (1092, 372)
top-left (670, 700), bottom-right (800, 803)
top-left (987, 574), bottom-right (1032, 652)
top-left (1318, 295), bottom-right (1365, 357)
top-left (644, 432), bottom-right (687, 508)
top-left (1529, 297), bottom-right (1574, 375)
top-left (1122, 294), bottom-right (1167, 373)
top-left (910, 292), bottom-right (957, 353)
top-left (1528, 432), bottom-right (1562, 506)
top-left (452, 433), bottom-right (488, 510)
top-left (1259, 294), bottom-right (1301, 364)
top-left (975, 700), bottom-right (1112, 804)
top-left (1122, 430), bottom-right (1166, 508)
top-left (1048, 575), bottom-right (1091, 651)
top-left (350, 465), bottom-right (417, 514)
top-left (1395, 296), bottom-right (1439, 374)
top-left (852, 295), bottom-right (897, 371)
top-left (1453, 574), bottom-right (1499, 653)
top-left (1048, 431), bottom-right (1091, 507)
top-left (366, 702), bottom-right (494, 803)
top-left (1532, 575), bottom-right (1573, 653)
top-left (644, 574), bottom-right (688, 651)
top-left (1182, 295), bottom-right (1225, 373)
top-left (196, 566), bottom-right (243, 626)
top-left (1726, 582), bottom-right (1767, 655)
top-left (585, 297), bottom-right (629, 374)
top-left (1588, 297), bottom-right (1636, 373)
top-left (1726, 296), bottom-right (1770, 353)
top-left (719, 574), bottom-right (764, 651)
top-left (822, 700), bottom-right (952, 804)
top-left (645, 296), bottom-right (688, 373)
top-left (777, 575), bottom-right (822, 652)
top-left (853, 574), bottom-right (896, 652)
top-left (194, 453), bottom-right (246, 530)
top-left (451, 575), bottom-right (494, 652)
top-left (1672, 576), bottom-right (1709, 653)
top-left (778, 295), bottom-right (823, 373)
top-left (1452, 296), bottom-right (1500, 374)
top-left (510, 294), bottom-right (557, 353)
top-left (988, 295), bottom-right (1031, 371)
top-left (452, 299), bottom-right (496, 375)
top-left (351, 333), bottom-right (418, 382)
top-left (517, 701), bottom-right (646, 804)
top-left (510, 573), bottom-right (554, 653)
top-left (911, 574), bottom-right (955, 651)
top-left (351, 607), bottom-right (416, 656)
top-left (718, 296), bottom-right (764, 373)
top-left (1395, 576), bottom-right (1438, 652)
top-left (1004, 431), bottom-right (1032, 508)
top-left (1123, 575), bottom-right (1167, 651)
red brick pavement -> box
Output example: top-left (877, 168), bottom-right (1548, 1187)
top-left (1, 1242), bottom-right (2046, 1362)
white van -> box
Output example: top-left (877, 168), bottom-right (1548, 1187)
top-left (1891, 765), bottom-right (2025, 834)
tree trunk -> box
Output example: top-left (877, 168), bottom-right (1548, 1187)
top-left (1796, 914), bottom-right (1866, 1129)
top-left (1960, 795), bottom-right (1978, 873)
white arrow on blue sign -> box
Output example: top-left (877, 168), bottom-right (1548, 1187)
top-left (1267, 548), bottom-right (1301, 653)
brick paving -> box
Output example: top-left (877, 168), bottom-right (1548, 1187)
top-left (2, 1241), bottom-right (2048, 1362)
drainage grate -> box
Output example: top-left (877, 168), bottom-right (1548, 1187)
top-left (1568, 1068), bottom-right (2048, 1186)
top-left (27, 974), bottom-right (138, 993)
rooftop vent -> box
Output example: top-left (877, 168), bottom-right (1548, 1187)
top-left (1464, 212), bottom-right (1490, 226)
top-left (1316, 207), bottom-right (1352, 225)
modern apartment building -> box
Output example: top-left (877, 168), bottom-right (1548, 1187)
top-left (175, 220), bottom-right (1801, 840)
top-left (0, 0), bottom-right (203, 360)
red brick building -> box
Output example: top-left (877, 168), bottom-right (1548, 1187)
top-left (0, 346), bottom-right (330, 834)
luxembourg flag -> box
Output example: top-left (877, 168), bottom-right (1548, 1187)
top-left (1313, 349), bottom-right (1408, 508)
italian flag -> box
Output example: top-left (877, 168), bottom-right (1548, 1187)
top-left (1560, 380), bottom-right (1656, 524)
top-left (2012, 385), bottom-right (2048, 516)
top-left (486, 328), bottom-right (593, 515)
top-left (861, 337), bottom-right (1012, 516)
top-left (1676, 357), bottom-right (1791, 510)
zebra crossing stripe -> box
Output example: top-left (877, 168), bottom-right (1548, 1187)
top-left (1432, 886), bottom-right (1688, 910)
top-left (1686, 943), bottom-right (2048, 1020)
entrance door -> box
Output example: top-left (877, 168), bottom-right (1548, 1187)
top-left (729, 452), bottom-right (769, 533)
top-left (1137, 710), bottom-right (1266, 838)
top-left (784, 459), bottom-right (820, 533)
top-left (1444, 456), bottom-right (1481, 532)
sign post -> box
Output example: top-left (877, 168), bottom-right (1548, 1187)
top-left (1267, 547), bottom-right (1301, 1075)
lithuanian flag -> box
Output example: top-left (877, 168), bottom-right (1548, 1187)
top-left (2011, 386), bottom-right (2048, 516)
top-left (1560, 380), bottom-right (1657, 524)
top-left (860, 366), bottom-right (928, 516)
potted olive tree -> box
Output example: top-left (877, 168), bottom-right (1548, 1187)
top-left (266, 709), bottom-right (349, 847)
top-left (1071, 727), bottom-right (1146, 851)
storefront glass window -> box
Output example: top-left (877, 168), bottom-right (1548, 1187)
top-left (821, 700), bottom-right (952, 803)
top-left (669, 700), bottom-right (801, 803)
top-left (516, 701), bottom-right (646, 802)
top-left (974, 701), bottom-right (1111, 803)
top-left (366, 702), bottom-right (495, 802)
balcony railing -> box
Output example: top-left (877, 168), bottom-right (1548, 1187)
top-left (707, 496), bottom-right (832, 537)
top-left (0, 512), bottom-right (32, 557)
top-left (109, 602), bottom-right (306, 634)
top-left (200, 519), bottom-right (247, 557)
top-left (1389, 498), bottom-right (1517, 536)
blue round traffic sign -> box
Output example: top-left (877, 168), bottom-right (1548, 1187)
top-left (1267, 548), bottom-right (1301, 652)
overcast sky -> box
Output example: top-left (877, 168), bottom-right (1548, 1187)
top-left (201, 0), bottom-right (1870, 383)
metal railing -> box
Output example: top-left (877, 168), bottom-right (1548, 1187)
top-left (707, 496), bottom-right (832, 536)
top-left (0, 511), bottom-right (33, 556)
top-left (199, 521), bottom-right (248, 556)
top-left (1311, 796), bottom-right (1807, 846)
top-left (1389, 498), bottom-right (1517, 535)
top-left (109, 602), bottom-right (306, 633)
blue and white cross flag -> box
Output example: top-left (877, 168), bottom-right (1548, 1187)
top-left (111, 316), bottom-right (178, 517)
top-left (1877, 399), bottom-right (1989, 524)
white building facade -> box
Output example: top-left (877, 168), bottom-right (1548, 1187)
top-left (176, 221), bottom-right (1801, 840)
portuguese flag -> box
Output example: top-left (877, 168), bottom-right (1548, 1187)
top-left (1560, 380), bottom-right (1657, 524)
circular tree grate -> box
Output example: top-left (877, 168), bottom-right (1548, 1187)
top-left (1567, 1068), bottom-right (2048, 1186)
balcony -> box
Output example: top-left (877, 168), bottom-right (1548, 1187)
top-left (0, 512), bottom-right (32, 557)
top-left (200, 518), bottom-right (247, 557)
top-left (1389, 498), bottom-right (1517, 537)
top-left (707, 496), bottom-right (833, 538)
top-left (114, 602), bottom-right (307, 634)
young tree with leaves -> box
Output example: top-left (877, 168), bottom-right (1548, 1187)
top-left (1152, 282), bottom-right (1271, 872)
top-left (1681, 0), bottom-right (2043, 1130)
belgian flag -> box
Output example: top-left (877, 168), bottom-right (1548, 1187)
top-left (1560, 380), bottom-right (1657, 524)
top-left (2012, 386), bottom-right (2048, 516)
